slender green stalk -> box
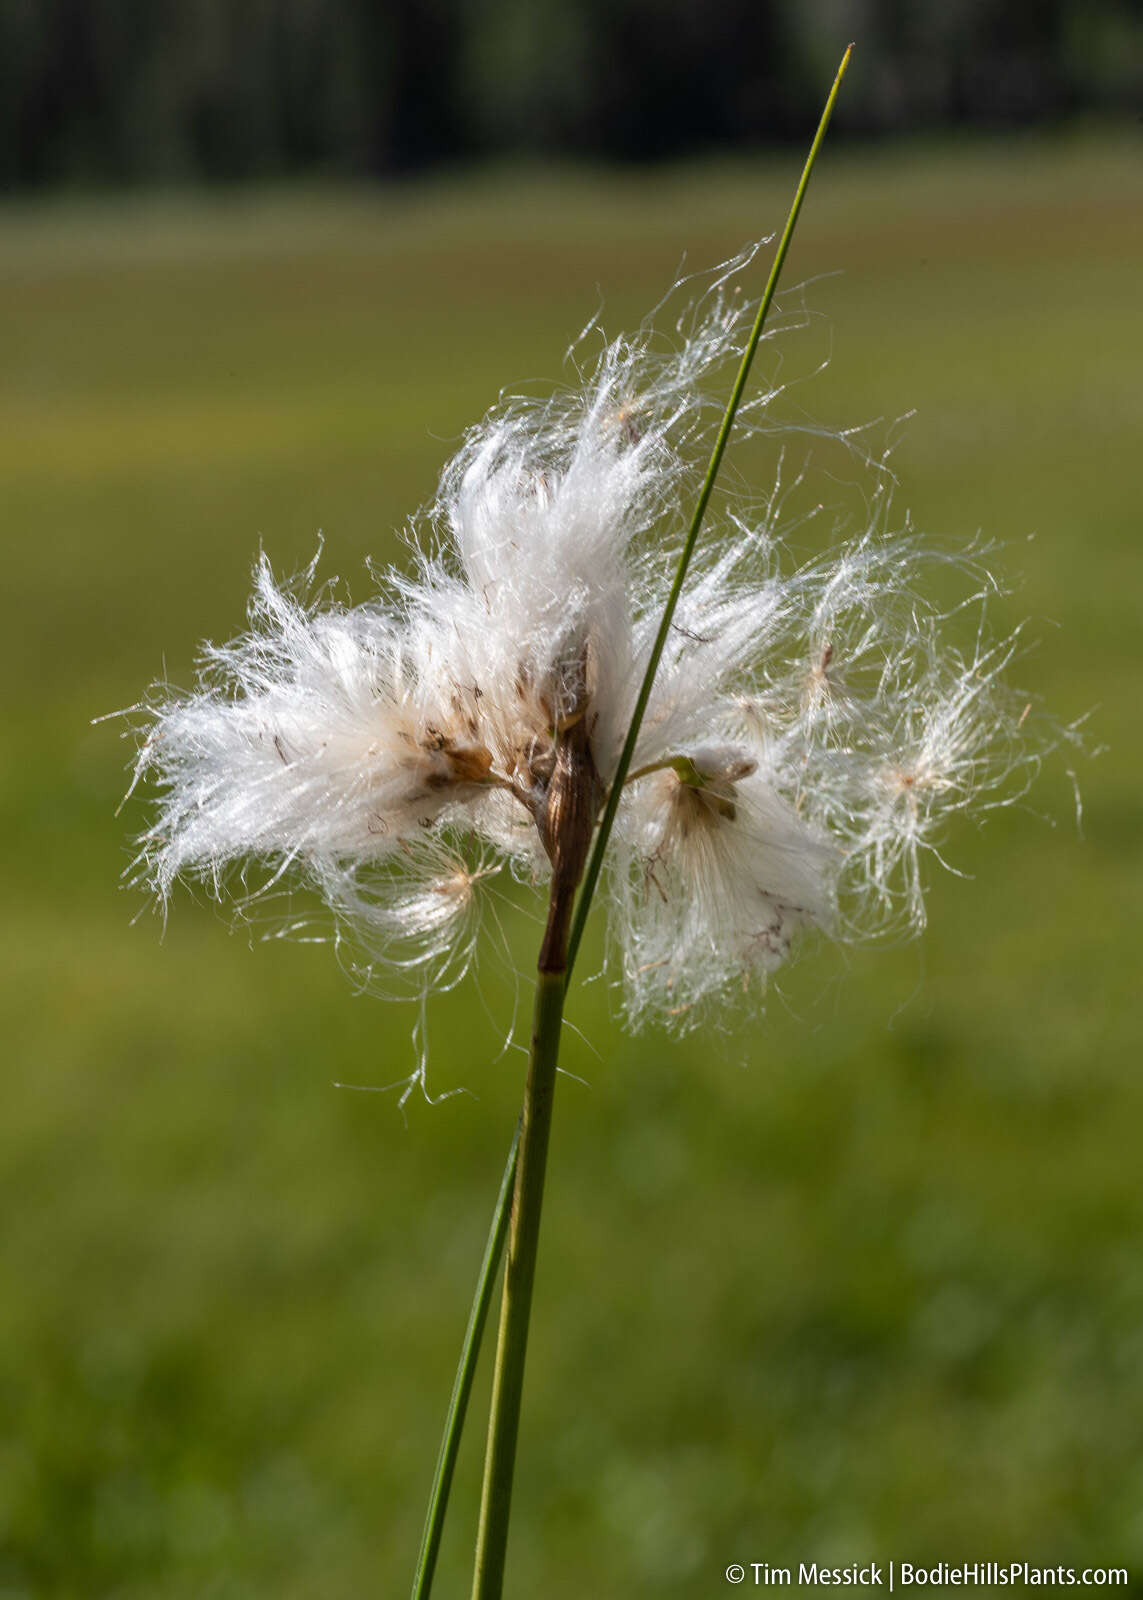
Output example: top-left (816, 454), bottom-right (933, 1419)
top-left (411, 1118), bottom-right (521, 1600)
top-left (471, 693), bottom-right (597, 1597)
top-left (471, 969), bottom-right (567, 1598)
top-left (416, 48), bottom-right (854, 1599)
top-left (566, 41), bottom-right (854, 975)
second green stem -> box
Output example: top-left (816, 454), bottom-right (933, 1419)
top-left (470, 966), bottom-right (567, 1599)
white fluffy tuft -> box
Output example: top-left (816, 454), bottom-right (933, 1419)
top-left (121, 249), bottom-right (1052, 1029)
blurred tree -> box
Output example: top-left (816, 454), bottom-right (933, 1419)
top-left (0, 0), bottom-right (1138, 190)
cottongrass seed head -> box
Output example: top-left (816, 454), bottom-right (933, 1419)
top-left (122, 243), bottom-right (1055, 1038)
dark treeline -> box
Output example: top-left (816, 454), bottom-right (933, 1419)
top-left (2, 0), bottom-right (1139, 189)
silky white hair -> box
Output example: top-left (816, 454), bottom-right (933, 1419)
top-left (123, 245), bottom-right (1051, 1030)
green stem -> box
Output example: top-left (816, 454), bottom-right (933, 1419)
top-left (411, 1118), bottom-right (522, 1600)
top-left (414, 46), bottom-right (854, 1598)
top-left (471, 968), bottom-right (567, 1599)
top-left (565, 41), bottom-right (853, 976)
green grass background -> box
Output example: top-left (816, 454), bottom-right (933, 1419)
top-left (2, 134), bottom-right (1141, 1596)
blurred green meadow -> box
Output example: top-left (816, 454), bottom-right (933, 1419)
top-left (2, 135), bottom-right (1142, 1597)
